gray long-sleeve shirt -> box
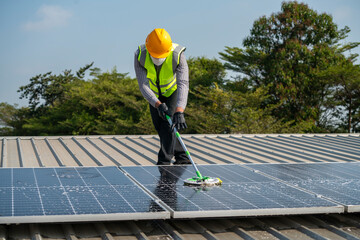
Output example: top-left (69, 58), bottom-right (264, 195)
top-left (134, 48), bottom-right (189, 110)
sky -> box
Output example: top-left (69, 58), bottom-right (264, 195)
top-left (1, 0), bottom-right (360, 106)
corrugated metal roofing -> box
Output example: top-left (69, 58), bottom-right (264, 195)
top-left (1, 133), bottom-right (360, 240)
top-left (1, 134), bottom-right (359, 168)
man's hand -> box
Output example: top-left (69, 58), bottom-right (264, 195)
top-left (171, 112), bottom-right (187, 131)
top-left (157, 103), bottom-right (171, 120)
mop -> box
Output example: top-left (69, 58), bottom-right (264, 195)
top-left (166, 115), bottom-right (222, 187)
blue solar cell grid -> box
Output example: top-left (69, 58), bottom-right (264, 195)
top-left (2, 162), bottom-right (358, 223)
top-left (0, 167), bottom-right (166, 222)
top-left (248, 163), bottom-right (360, 209)
top-left (122, 164), bottom-right (341, 217)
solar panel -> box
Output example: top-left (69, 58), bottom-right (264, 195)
top-left (2, 163), bottom-right (356, 223)
top-left (121, 164), bottom-right (342, 218)
top-left (248, 162), bottom-right (360, 212)
top-left (0, 167), bottom-right (169, 224)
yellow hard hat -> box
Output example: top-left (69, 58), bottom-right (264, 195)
top-left (145, 28), bottom-right (172, 58)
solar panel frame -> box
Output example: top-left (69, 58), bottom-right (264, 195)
top-left (121, 164), bottom-right (343, 218)
top-left (0, 166), bottom-right (169, 224)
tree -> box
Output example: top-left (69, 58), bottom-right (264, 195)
top-left (185, 56), bottom-right (311, 134)
top-left (18, 63), bottom-right (93, 112)
top-left (319, 62), bottom-right (360, 133)
top-left (0, 103), bottom-right (29, 136)
top-left (16, 67), bottom-right (154, 136)
top-left (186, 84), bottom-right (311, 134)
top-left (61, 68), bottom-right (153, 135)
top-left (187, 56), bottom-right (226, 89)
top-left (186, 56), bottom-right (228, 107)
top-left (219, 1), bottom-right (359, 128)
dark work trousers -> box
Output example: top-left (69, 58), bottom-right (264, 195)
top-left (149, 90), bottom-right (188, 165)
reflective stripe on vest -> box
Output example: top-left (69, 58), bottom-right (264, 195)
top-left (138, 43), bottom-right (186, 97)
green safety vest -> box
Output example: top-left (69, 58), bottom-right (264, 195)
top-left (138, 43), bottom-right (186, 97)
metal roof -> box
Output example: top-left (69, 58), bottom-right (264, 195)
top-left (1, 133), bottom-right (360, 239)
top-left (1, 134), bottom-right (359, 168)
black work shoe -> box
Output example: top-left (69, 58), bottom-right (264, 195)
top-left (157, 161), bottom-right (171, 165)
top-left (173, 160), bottom-right (191, 165)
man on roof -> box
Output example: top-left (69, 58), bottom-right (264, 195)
top-left (134, 28), bottom-right (190, 165)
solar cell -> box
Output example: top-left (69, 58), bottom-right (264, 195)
top-left (0, 168), bottom-right (11, 187)
top-left (0, 188), bottom-right (11, 216)
top-left (122, 164), bottom-right (342, 218)
top-left (248, 163), bottom-right (360, 212)
top-left (13, 168), bottom-right (37, 187)
top-left (0, 167), bottom-right (168, 224)
top-left (13, 187), bottom-right (43, 216)
top-left (39, 187), bottom-right (74, 215)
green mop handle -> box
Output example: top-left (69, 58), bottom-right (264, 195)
top-left (166, 115), bottom-right (203, 179)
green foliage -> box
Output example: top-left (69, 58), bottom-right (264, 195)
top-left (18, 63), bottom-right (93, 112)
top-left (186, 84), bottom-right (312, 134)
top-left (318, 61), bottom-right (360, 132)
top-left (186, 56), bottom-right (228, 105)
top-left (0, 103), bottom-right (30, 136)
top-left (61, 68), bottom-right (154, 135)
top-left (219, 1), bottom-right (359, 128)
top-left (187, 57), bottom-right (226, 89)
top-left (2, 56), bottom-right (312, 136)
top-left (6, 66), bottom-right (155, 136)
top-left (184, 57), bottom-right (308, 134)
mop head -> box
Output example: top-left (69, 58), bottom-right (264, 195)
top-left (184, 176), bottom-right (222, 187)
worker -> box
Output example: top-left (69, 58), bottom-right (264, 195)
top-left (134, 28), bottom-right (190, 165)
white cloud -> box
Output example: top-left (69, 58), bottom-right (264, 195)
top-left (23, 5), bottom-right (72, 31)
